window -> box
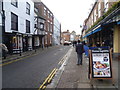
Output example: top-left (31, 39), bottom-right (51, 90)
top-left (34, 7), bottom-right (38, 13)
top-left (94, 9), bottom-right (96, 22)
top-left (40, 23), bottom-right (44, 30)
top-left (44, 7), bottom-right (47, 16)
top-left (44, 23), bottom-right (46, 30)
top-left (50, 13), bottom-right (53, 20)
top-left (48, 23), bottom-right (50, 31)
top-left (26, 2), bottom-right (30, 15)
top-left (50, 24), bottom-right (52, 32)
top-left (98, 2), bottom-right (101, 18)
top-left (11, 0), bottom-right (18, 7)
top-left (26, 20), bottom-right (30, 33)
top-left (48, 11), bottom-right (50, 18)
top-left (104, 0), bottom-right (109, 12)
top-left (11, 12), bottom-right (18, 31)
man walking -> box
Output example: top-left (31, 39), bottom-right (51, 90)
top-left (75, 40), bottom-right (84, 65)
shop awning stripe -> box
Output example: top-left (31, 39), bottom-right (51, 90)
top-left (83, 27), bottom-right (102, 38)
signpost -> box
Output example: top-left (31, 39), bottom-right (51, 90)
top-left (89, 47), bottom-right (113, 80)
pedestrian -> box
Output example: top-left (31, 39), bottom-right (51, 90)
top-left (75, 40), bottom-right (84, 65)
top-left (83, 42), bottom-right (89, 57)
top-left (73, 41), bottom-right (75, 47)
top-left (0, 43), bottom-right (8, 59)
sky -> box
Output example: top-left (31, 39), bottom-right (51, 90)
top-left (41, 0), bottom-right (96, 35)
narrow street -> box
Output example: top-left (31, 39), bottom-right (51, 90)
top-left (2, 45), bottom-right (71, 88)
top-left (1, 0), bottom-right (120, 89)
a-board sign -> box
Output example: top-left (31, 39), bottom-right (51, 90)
top-left (91, 48), bottom-right (112, 79)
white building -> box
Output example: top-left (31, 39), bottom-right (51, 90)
top-left (3, 0), bottom-right (34, 53)
top-left (70, 31), bottom-right (76, 42)
top-left (53, 17), bottom-right (61, 45)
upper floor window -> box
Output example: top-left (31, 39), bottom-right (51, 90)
top-left (11, 12), bottom-right (18, 31)
top-left (104, 0), bottom-right (109, 12)
top-left (34, 7), bottom-right (39, 13)
top-left (40, 23), bottom-right (44, 30)
top-left (50, 13), bottom-right (53, 19)
top-left (26, 2), bottom-right (30, 15)
top-left (11, 0), bottom-right (18, 7)
top-left (44, 22), bottom-right (46, 30)
top-left (26, 20), bottom-right (30, 33)
top-left (98, 2), bottom-right (101, 18)
top-left (44, 7), bottom-right (47, 16)
top-left (94, 9), bottom-right (96, 22)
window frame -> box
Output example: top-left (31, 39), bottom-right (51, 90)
top-left (11, 12), bottom-right (18, 31)
top-left (26, 2), bottom-right (30, 15)
top-left (26, 20), bottom-right (30, 33)
top-left (11, 0), bottom-right (18, 7)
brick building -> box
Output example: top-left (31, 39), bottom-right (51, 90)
top-left (61, 30), bottom-right (70, 44)
top-left (35, 2), bottom-right (54, 47)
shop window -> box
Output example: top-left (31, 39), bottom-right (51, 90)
top-left (11, 12), bottom-right (18, 31)
top-left (12, 36), bottom-right (17, 49)
top-left (26, 20), bottom-right (30, 33)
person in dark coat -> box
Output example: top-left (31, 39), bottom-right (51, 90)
top-left (75, 40), bottom-right (84, 65)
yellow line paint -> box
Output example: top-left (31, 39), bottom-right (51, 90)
top-left (39, 68), bottom-right (56, 89)
top-left (47, 69), bottom-right (58, 83)
top-left (0, 53), bottom-right (38, 66)
top-left (42, 86), bottom-right (46, 90)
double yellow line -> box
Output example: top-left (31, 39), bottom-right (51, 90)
top-left (39, 68), bottom-right (58, 90)
top-left (58, 55), bottom-right (67, 65)
top-left (0, 54), bottom-right (37, 66)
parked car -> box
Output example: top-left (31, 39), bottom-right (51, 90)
top-left (64, 41), bottom-right (71, 45)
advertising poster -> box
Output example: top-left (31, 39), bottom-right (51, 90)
top-left (92, 52), bottom-right (112, 78)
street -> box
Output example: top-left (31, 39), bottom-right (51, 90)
top-left (1, 0), bottom-right (120, 90)
top-left (2, 45), bottom-right (71, 88)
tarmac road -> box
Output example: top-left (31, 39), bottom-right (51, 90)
top-left (2, 45), bottom-right (71, 88)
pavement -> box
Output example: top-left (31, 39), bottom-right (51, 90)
top-left (47, 47), bottom-right (119, 90)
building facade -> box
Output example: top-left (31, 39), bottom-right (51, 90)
top-left (61, 30), bottom-right (70, 44)
top-left (82, 0), bottom-right (120, 56)
top-left (37, 2), bottom-right (54, 47)
top-left (53, 17), bottom-right (61, 45)
top-left (70, 31), bottom-right (76, 42)
top-left (3, 0), bottom-right (34, 54)
top-left (33, 2), bottom-right (46, 49)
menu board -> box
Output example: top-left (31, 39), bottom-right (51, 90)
top-left (91, 49), bottom-right (112, 78)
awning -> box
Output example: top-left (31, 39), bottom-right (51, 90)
top-left (83, 26), bottom-right (102, 38)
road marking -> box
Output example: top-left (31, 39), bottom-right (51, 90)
top-left (42, 86), bottom-right (46, 89)
top-left (0, 54), bottom-right (37, 66)
top-left (47, 69), bottom-right (58, 83)
top-left (60, 59), bottom-right (66, 65)
top-left (58, 55), bottom-right (67, 65)
top-left (39, 68), bottom-right (57, 90)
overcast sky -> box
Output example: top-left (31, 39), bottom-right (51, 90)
top-left (41, 0), bottom-right (96, 35)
